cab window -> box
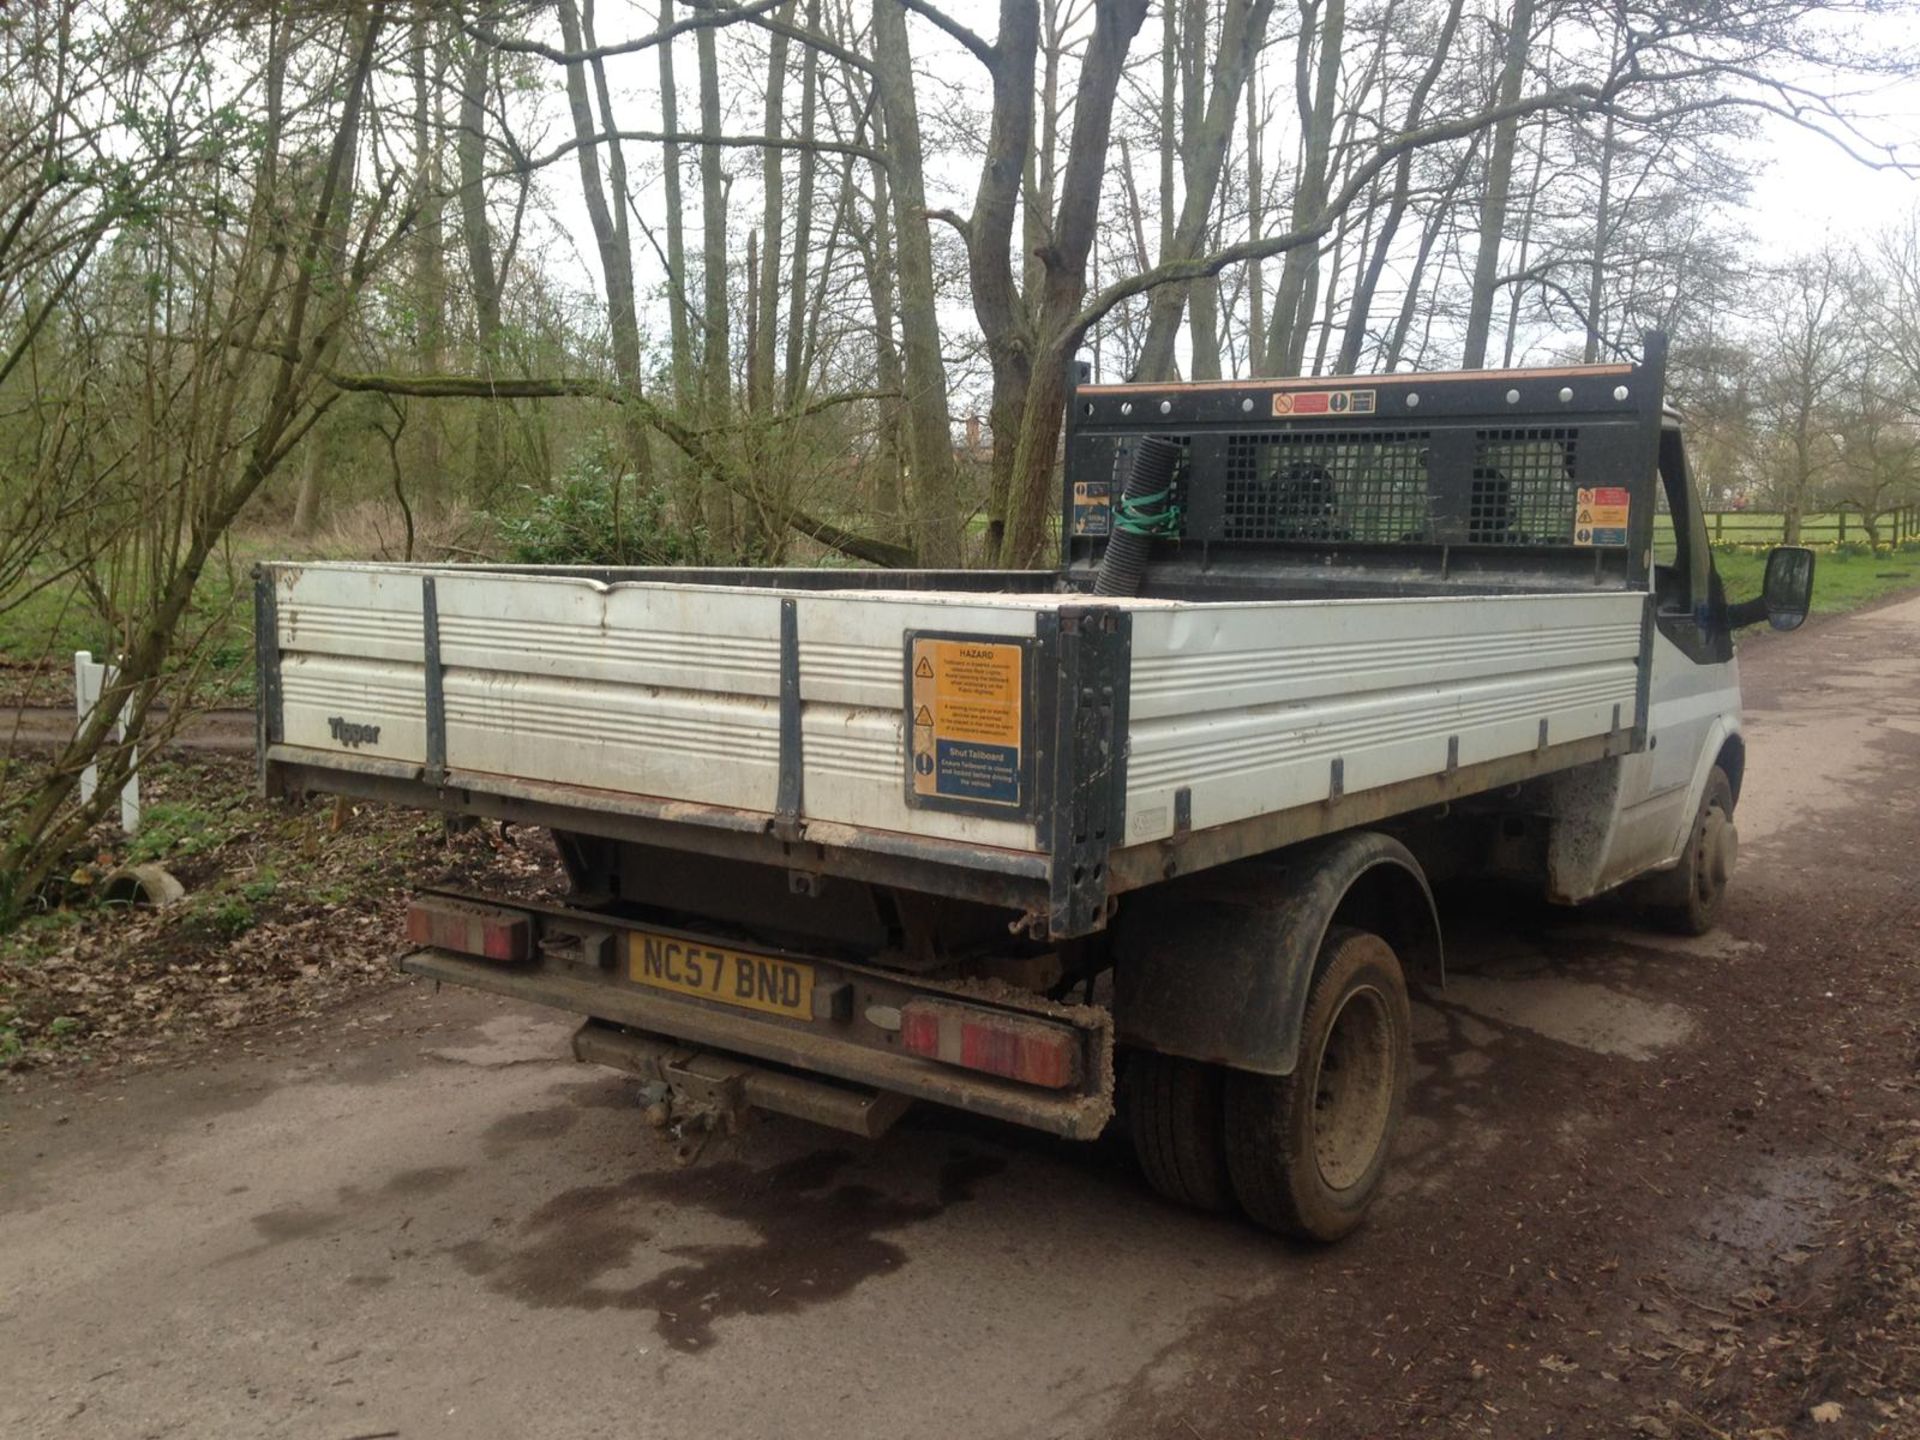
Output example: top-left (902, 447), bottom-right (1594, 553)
top-left (1652, 426), bottom-right (1729, 662)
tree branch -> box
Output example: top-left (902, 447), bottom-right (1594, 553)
top-left (324, 370), bottom-right (915, 566)
top-left (469, 1), bottom-right (782, 65)
top-left (926, 206), bottom-right (971, 243)
top-left (468, 0), bottom-right (874, 76)
top-left (505, 128), bottom-right (881, 183)
top-left (898, 0), bottom-right (997, 66)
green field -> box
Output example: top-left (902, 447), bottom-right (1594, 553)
top-left (1714, 545), bottom-right (1920, 616)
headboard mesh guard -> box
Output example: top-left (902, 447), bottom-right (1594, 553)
top-left (1221, 431), bottom-right (1433, 543)
top-left (1469, 427), bottom-right (1580, 545)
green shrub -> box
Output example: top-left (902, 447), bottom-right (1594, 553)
top-left (500, 443), bottom-right (705, 567)
top-left (127, 803), bottom-right (228, 863)
top-left (198, 895), bottom-right (257, 939)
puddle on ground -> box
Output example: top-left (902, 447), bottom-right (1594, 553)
top-left (1661, 1154), bottom-right (1842, 1290)
top-left (443, 1145), bottom-right (1007, 1351)
top-left (1438, 974), bottom-right (1695, 1060)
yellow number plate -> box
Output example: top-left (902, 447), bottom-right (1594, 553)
top-left (628, 930), bottom-right (814, 1019)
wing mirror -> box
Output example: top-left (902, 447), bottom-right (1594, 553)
top-left (1725, 546), bottom-right (1815, 632)
top-left (1758, 546), bottom-right (1815, 631)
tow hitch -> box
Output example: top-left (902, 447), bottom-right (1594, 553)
top-left (572, 1020), bottom-right (912, 1157)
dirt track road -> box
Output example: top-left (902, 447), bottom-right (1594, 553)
top-left (4, 596), bottom-right (1919, 1440)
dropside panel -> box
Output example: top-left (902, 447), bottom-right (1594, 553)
top-left (1122, 591), bottom-right (1644, 845)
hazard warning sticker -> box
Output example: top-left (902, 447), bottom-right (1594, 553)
top-left (1271, 389), bottom-right (1376, 418)
top-left (906, 633), bottom-right (1029, 813)
top-left (1573, 486), bottom-right (1631, 547)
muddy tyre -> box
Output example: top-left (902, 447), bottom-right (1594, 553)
top-left (1644, 765), bottom-right (1736, 936)
top-left (1222, 927), bottom-right (1410, 1242)
top-left (1128, 1052), bottom-right (1235, 1214)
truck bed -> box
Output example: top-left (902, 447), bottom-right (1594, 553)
top-left (258, 561), bottom-right (1644, 935)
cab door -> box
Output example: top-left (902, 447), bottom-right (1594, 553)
top-left (1597, 424), bottom-right (1742, 887)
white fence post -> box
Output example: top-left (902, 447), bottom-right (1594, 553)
top-left (73, 650), bottom-right (140, 833)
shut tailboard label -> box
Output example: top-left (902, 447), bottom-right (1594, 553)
top-left (1574, 486), bottom-right (1631, 547)
top-left (1071, 479), bottom-right (1112, 536)
top-left (907, 634), bottom-right (1028, 813)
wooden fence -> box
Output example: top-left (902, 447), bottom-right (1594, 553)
top-left (1705, 506), bottom-right (1920, 546)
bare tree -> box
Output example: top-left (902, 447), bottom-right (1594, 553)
top-left (1753, 250), bottom-right (1860, 543)
top-left (872, 0), bottom-right (963, 565)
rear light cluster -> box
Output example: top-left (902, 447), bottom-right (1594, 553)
top-left (899, 1000), bottom-right (1081, 1090)
top-left (406, 896), bottom-right (531, 962)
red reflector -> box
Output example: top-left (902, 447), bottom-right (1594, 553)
top-left (406, 896), bottom-right (531, 962)
top-left (898, 1001), bottom-right (1080, 1089)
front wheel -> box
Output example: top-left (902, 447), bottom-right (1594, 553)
top-left (1642, 765), bottom-right (1737, 936)
top-left (1222, 927), bottom-right (1411, 1242)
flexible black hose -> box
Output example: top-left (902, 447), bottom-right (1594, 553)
top-left (1093, 435), bottom-right (1181, 597)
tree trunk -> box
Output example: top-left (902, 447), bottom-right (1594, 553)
top-left (1584, 103), bottom-right (1618, 363)
top-left (1246, 66), bottom-right (1264, 372)
top-left (1336, 0), bottom-right (1463, 373)
top-left (1460, 0), bottom-right (1535, 369)
top-left (999, 0), bottom-right (1151, 567)
top-left (292, 22), bottom-right (365, 534)
top-left (407, 1), bottom-right (446, 502)
top-left (1383, 143), bottom-right (1474, 369)
top-left (657, 0), bottom-right (694, 416)
top-left (858, 129), bottom-right (909, 541)
top-left (873, 0), bottom-right (962, 566)
top-left (696, 10), bottom-right (734, 549)
top-left (1263, 0), bottom-right (1343, 377)
top-left (555, 0), bottom-right (654, 492)
top-left (783, 0), bottom-right (820, 407)
top-left (1500, 96), bottom-right (1553, 367)
top-left (1134, 0), bottom-right (1274, 381)
top-left (969, 0), bottom-right (1039, 559)
top-left (751, 4), bottom-right (790, 413)
top-left (456, 22), bottom-right (503, 493)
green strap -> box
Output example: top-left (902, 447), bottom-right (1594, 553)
top-left (1114, 486), bottom-right (1183, 538)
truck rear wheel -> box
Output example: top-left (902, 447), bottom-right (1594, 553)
top-left (1222, 927), bottom-right (1410, 1242)
top-left (1128, 1052), bottom-right (1234, 1214)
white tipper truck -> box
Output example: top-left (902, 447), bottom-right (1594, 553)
top-left (255, 334), bottom-right (1813, 1239)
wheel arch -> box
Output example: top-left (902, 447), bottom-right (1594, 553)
top-left (1112, 830), bottom-right (1440, 1078)
top-left (1716, 732), bottom-right (1746, 808)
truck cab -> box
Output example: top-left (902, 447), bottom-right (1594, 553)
top-left (1569, 407), bottom-right (1807, 928)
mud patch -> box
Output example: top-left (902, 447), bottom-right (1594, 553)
top-left (382, 1164), bottom-right (466, 1198)
top-left (481, 1076), bottom-right (637, 1155)
top-left (482, 1104), bottom-right (580, 1154)
top-left (444, 1145), bottom-right (1007, 1351)
top-left (248, 1204), bottom-right (339, 1247)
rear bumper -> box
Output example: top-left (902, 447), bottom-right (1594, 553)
top-left (401, 945), bottom-right (1115, 1140)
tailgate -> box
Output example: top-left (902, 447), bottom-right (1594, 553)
top-left (257, 564), bottom-right (1130, 935)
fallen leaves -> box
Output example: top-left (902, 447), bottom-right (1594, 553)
top-left (1, 753), bottom-right (563, 1073)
